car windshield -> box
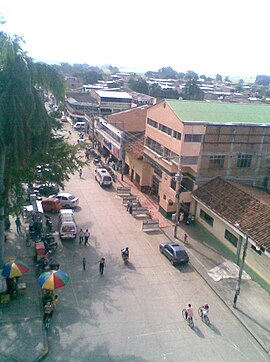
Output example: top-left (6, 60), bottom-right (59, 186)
top-left (103, 176), bottom-right (111, 182)
top-left (175, 250), bottom-right (186, 258)
top-left (68, 195), bottom-right (76, 200)
top-left (62, 225), bottom-right (75, 232)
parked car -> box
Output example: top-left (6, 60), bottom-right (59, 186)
top-left (159, 242), bottom-right (189, 266)
top-left (95, 167), bottom-right (107, 175)
top-left (49, 192), bottom-right (79, 208)
top-left (73, 122), bottom-right (85, 130)
top-left (33, 183), bottom-right (60, 197)
top-left (59, 220), bottom-right (77, 240)
top-left (41, 198), bottom-right (62, 213)
top-left (95, 170), bottom-right (113, 187)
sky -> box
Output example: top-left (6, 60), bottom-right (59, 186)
top-left (1, 0), bottom-right (270, 80)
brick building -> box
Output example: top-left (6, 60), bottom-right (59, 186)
top-left (143, 100), bottom-right (270, 218)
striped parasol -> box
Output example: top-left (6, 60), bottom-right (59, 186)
top-left (37, 269), bottom-right (69, 290)
top-left (2, 260), bottom-right (30, 278)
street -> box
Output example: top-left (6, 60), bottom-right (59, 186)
top-left (43, 156), bottom-right (269, 362)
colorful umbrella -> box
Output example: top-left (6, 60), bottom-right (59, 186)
top-left (2, 260), bottom-right (30, 278)
top-left (38, 269), bottom-right (69, 290)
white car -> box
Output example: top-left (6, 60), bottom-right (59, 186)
top-left (49, 192), bottom-right (79, 208)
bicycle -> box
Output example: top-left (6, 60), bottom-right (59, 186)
top-left (182, 308), bottom-right (194, 328)
top-left (198, 306), bottom-right (210, 325)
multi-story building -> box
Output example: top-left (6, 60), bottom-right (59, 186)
top-left (91, 90), bottom-right (132, 115)
top-left (95, 106), bottom-right (148, 178)
top-left (143, 100), bottom-right (270, 218)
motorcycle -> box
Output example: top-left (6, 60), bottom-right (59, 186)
top-left (45, 215), bottom-right (53, 232)
top-left (121, 248), bottom-right (129, 263)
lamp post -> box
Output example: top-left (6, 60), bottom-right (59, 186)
top-left (233, 233), bottom-right (249, 308)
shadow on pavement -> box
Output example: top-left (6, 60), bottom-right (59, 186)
top-left (236, 307), bottom-right (270, 334)
top-left (208, 323), bottom-right (222, 335)
top-left (192, 325), bottom-right (205, 338)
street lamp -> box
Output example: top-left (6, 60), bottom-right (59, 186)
top-left (233, 226), bottom-right (249, 308)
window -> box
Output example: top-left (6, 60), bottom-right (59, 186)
top-left (237, 154), bottom-right (252, 168)
top-left (181, 156), bottom-right (198, 165)
top-left (224, 230), bottom-right (238, 247)
top-left (159, 124), bottom-right (172, 136)
top-left (170, 177), bottom-right (176, 191)
top-left (184, 134), bottom-right (202, 142)
top-left (147, 118), bottom-right (158, 128)
top-left (200, 209), bottom-right (214, 227)
top-left (173, 130), bottom-right (181, 140)
top-left (209, 155), bottom-right (225, 169)
top-left (145, 137), bottom-right (163, 155)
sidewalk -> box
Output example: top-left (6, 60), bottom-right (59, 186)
top-left (0, 221), bottom-right (48, 362)
top-left (117, 175), bottom-right (270, 354)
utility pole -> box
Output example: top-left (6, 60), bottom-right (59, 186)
top-left (120, 130), bottom-right (124, 181)
top-left (174, 154), bottom-right (182, 238)
top-left (233, 234), bottom-right (249, 308)
top-left (92, 116), bottom-right (95, 148)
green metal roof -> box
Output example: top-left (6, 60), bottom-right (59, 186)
top-left (166, 100), bottom-right (270, 125)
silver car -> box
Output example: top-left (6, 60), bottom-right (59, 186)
top-left (159, 242), bottom-right (189, 266)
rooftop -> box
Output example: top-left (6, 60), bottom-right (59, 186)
top-left (193, 177), bottom-right (270, 253)
top-left (106, 105), bottom-right (148, 132)
top-left (166, 100), bottom-right (270, 125)
top-left (96, 90), bottom-right (132, 99)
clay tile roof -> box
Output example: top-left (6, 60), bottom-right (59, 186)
top-left (193, 177), bottom-right (270, 253)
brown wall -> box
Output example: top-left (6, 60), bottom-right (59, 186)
top-left (197, 125), bottom-right (270, 187)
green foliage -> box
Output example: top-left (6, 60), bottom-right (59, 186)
top-left (81, 70), bottom-right (103, 84)
top-left (149, 84), bottom-right (179, 99)
top-left (180, 77), bottom-right (204, 100)
top-left (0, 32), bottom-right (83, 216)
top-left (128, 77), bottom-right (149, 94)
top-left (215, 74), bottom-right (222, 82)
top-left (255, 75), bottom-right (270, 86)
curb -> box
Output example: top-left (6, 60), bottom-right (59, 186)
top-left (161, 227), bottom-right (270, 354)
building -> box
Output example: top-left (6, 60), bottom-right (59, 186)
top-left (95, 106), bottom-right (148, 180)
top-left (92, 90), bottom-right (132, 115)
top-left (143, 99), bottom-right (270, 218)
top-left (193, 177), bottom-right (270, 259)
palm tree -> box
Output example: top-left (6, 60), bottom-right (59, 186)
top-left (0, 32), bottom-right (65, 266)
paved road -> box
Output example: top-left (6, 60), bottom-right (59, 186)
top-left (42, 162), bottom-right (269, 362)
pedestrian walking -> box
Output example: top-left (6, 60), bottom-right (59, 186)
top-left (82, 257), bottom-right (86, 270)
top-left (15, 217), bottom-right (22, 234)
top-left (184, 233), bottom-right (188, 243)
top-left (129, 203), bottom-right (133, 214)
top-left (84, 229), bottom-right (90, 245)
top-left (79, 168), bottom-right (83, 178)
top-left (127, 200), bottom-right (132, 212)
top-left (95, 257), bottom-right (106, 275)
top-left (78, 229), bottom-right (84, 244)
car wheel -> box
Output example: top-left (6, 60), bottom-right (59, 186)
top-left (159, 247), bottom-right (163, 254)
top-left (170, 259), bottom-right (175, 266)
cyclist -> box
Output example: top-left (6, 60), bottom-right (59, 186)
top-left (185, 303), bottom-right (194, 320)
top-left (202, 303), bottom-right (209, 317)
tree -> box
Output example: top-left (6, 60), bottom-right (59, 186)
top-left (81, 70), bottom-right (103, 84)
top-left (255, 75), bottom-right (270, 86)
top-left (215, 74), bottom-right (222, 82)
top-left (180, 77), bottom-right (204, 100)
top-left (0, 32), bottom-right (82, 266)
top-left (128, 78), bottom-right (149, 94)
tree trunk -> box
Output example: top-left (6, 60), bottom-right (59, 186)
top-left (0, 147), bottom-right (6, 268)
